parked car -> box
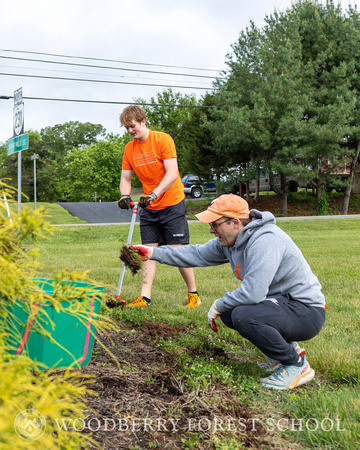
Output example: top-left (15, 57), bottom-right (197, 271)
top-left (248, 169), bottom-right (309, 193)
top-left (182, 174), bottom-right (216, 198)
top-left (225, 168), bottom-right (309, 194)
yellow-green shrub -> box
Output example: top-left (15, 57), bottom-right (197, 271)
top-left (0, 181), bottom-right (112, 448)
top-left (0, 344), bottom-right (97, 448)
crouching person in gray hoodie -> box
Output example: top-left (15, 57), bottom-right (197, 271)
top-left (130, 193), bottom-right (326, 390)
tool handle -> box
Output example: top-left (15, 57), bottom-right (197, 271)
top-left (127, 202), bottom-right (138, 245)
top-left (130, 201), bottom-right (153, 208)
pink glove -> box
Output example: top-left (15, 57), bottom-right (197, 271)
top-left (207, 300), bottom-right (222, 332)
top-left (130, 245), bottom-right (153, 261)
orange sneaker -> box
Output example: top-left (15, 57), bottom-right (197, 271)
top-left (126, 296), bottom-right (151, 307)
top-left (187, 292), bottom-right (201, 308)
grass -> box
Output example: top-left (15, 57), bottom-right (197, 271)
top-left (23, 203), bottom-right (360, 449)
top-left (8, 202), bottom-right (86, 224)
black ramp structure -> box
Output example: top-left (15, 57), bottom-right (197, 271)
top-left (56, 202), bottom-right (139, 223)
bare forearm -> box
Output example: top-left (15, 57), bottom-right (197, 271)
top-left (152, 158), bottom-right (179, 197)
top-left (153, 171), bottom-right (178, 197)
top-left (120, 170), bottom-right (132, 195)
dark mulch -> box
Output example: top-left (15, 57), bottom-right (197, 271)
top-left (78, 320), bottom-right (278, 449)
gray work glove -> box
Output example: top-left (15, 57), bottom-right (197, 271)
top-left (139, 192), bottom-right (157, 208)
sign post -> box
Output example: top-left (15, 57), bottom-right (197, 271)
top-left (10, 88), bottom-right (27, 212)
top-left (17, 152), bottom-right (21, 213)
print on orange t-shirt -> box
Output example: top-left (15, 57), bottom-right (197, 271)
top-left (122, 130), bottom-right (185, 210)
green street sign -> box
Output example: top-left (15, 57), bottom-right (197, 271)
top-left (7, 133), bottom-right (29, 155)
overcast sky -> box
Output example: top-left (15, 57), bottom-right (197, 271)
top-left (0, 0), bottom-right (357, 144)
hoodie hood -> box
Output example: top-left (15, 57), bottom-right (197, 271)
top-left (234, 209), bottom-right (276, 248)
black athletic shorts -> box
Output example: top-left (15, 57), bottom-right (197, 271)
top-left (139, 199), bottom-right (189, 245)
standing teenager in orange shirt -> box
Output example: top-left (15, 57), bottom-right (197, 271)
top-left (118, 105), bottom-right (200, 308)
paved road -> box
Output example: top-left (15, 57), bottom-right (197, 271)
top-left (56, 202), bottom-right (140, 223)
top-left (276, 214), bottom-right (360, 220)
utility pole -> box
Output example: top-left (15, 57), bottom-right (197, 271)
top-left (31, 153), bottom-right (39, 210)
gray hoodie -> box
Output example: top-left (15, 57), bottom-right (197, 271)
top-left (151, 210), bottom-right (326, 312)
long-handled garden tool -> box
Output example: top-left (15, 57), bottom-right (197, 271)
top-left (114, 201), bottom-right (139, 307)
top-left (1, 185), bottom-right (12, 223)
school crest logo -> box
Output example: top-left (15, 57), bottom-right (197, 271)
top-left (14, 409), bottom-right (46, 441)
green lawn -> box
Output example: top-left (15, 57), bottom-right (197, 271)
top-left (27, 203), bottom-right (360, 449)
top-left (9, 202), bottom-right (87, 225)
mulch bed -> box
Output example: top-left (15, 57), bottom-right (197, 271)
top-left (78, 320), bottom-right (277, 449)
top-left (76, 191), bottom-right (355, 448)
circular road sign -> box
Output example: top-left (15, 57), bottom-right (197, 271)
top-left (13, 103), bottom-right (24, 137)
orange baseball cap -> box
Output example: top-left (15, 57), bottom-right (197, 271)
top-left (195, 194), bottom-right (250, 223)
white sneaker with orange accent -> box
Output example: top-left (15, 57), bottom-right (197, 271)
top-left (260, 356), bottom-right (315, 390)
top-left (258, 341), bottom-right (306, 372)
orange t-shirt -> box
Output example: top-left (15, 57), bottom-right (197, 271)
top-left (122, 130), bottom-right (185, 210)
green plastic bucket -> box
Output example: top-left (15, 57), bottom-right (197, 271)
top-left (6, 278), bottom-right (104, 369)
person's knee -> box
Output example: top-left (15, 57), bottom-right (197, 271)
top-left (230, 307), bottom-right (257, 337)
top-left (221, 306), bottom-right (261, 336)
top-left (220, 311), bottom-right (234, 329)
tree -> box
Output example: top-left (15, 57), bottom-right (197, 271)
top-left (211, 16), bottom-right (310, 213)
top-left (135, 88), bottom-right (200, 171)
top-left (210, 0), bottom-right (359, 215)
top-left (65, 135), bottom-right (125, 201)
top-left (340, 5), bottom-right (360, 214)
top-left (180, 93), bottom-right (222, 180)
top-left (291, 0), bottom-right (358, 214)
top-left (0, 130), bottom-right (42, 201)
top-left (0, 122), bottom-right (108, 202)
top-left (40, 121), bottom-right (106, 156)
top-left (207, 22), bottom-right (266, 198)
top-left (39, 121), bottom-right (106, 201)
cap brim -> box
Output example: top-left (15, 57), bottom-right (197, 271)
top-left (195, 210), bottom-right (223, 223)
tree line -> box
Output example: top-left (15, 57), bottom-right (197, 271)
top-left (1, 1), bottom-right (360, 215)
top-left (0, 122), bottom-right (125, 202)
